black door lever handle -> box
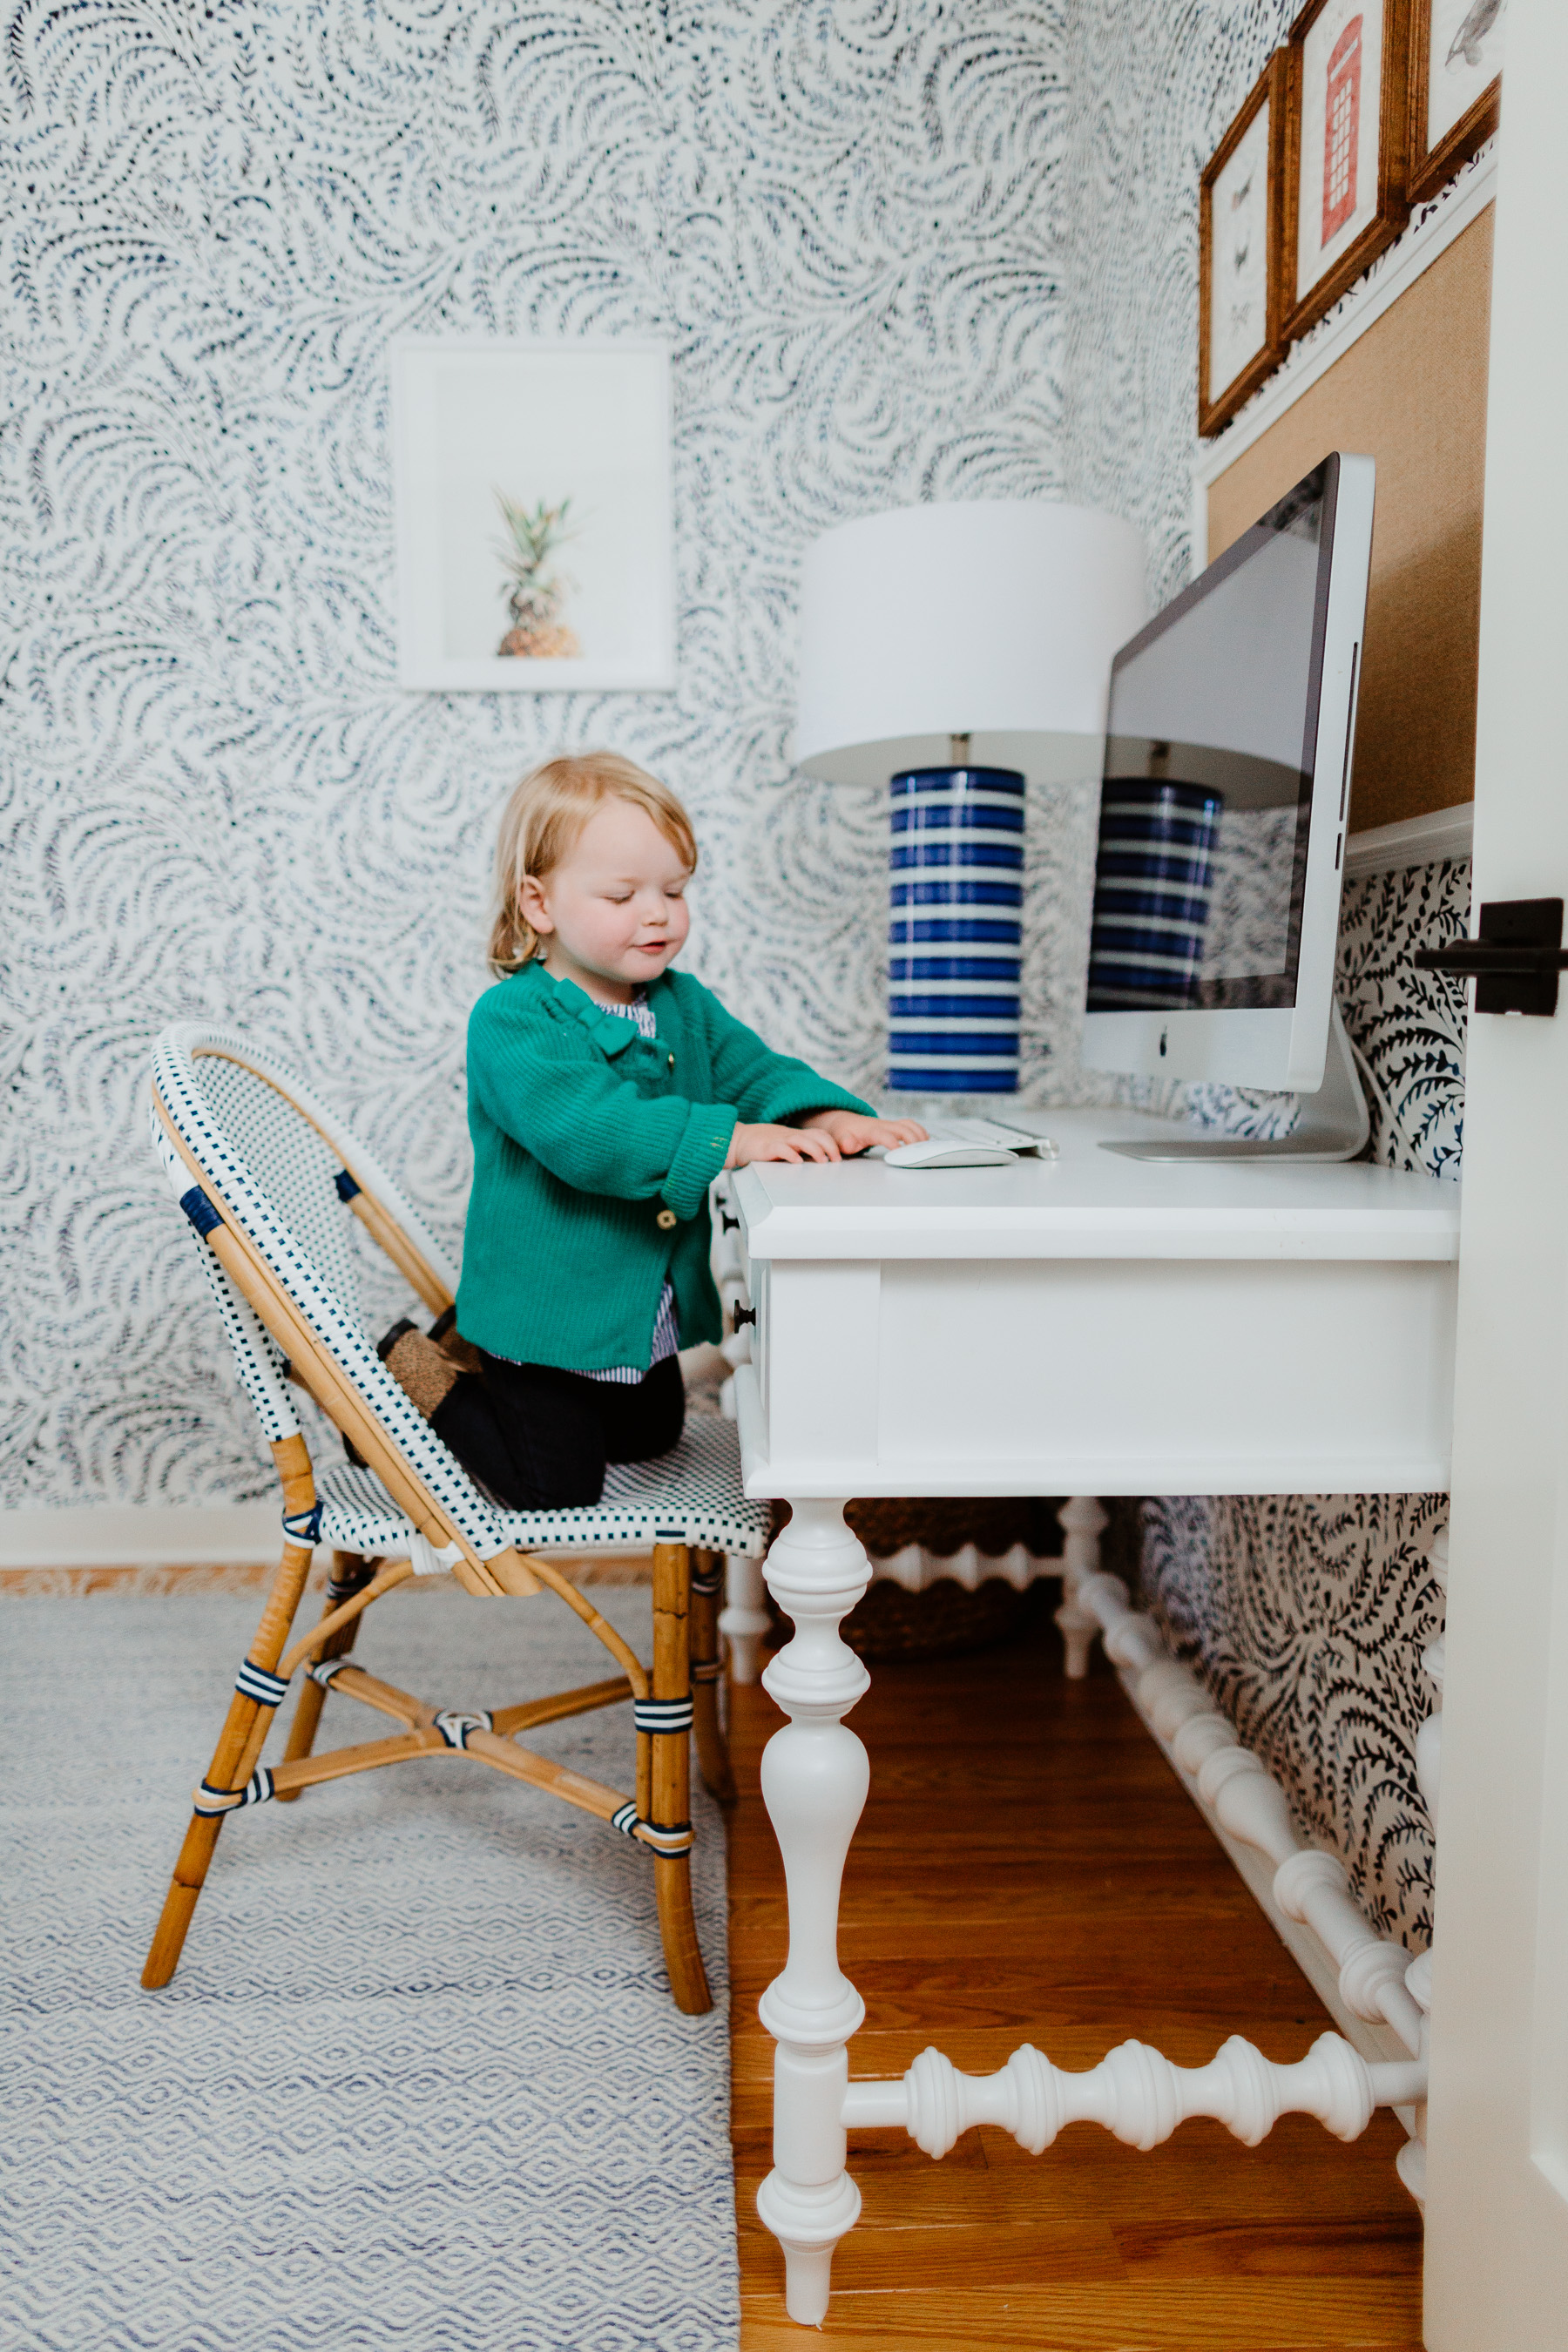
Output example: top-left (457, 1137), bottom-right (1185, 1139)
top-left (1413, 898), bottom-right (1568, 1015)
top-left (1414, 942), bottom-right (1568, 976)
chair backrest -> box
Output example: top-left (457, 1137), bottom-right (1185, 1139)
top-left (150, 1022), bottom-right (508, 1566)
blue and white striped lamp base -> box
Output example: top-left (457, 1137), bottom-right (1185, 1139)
top-left (888, 765), bottom-right (1023, 1094)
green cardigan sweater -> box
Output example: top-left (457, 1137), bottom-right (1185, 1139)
top-left (456, 960), bottom-right (873, 1371)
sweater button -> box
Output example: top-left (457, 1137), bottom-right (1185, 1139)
top-left (656, 1207), bottom-right (678, 1230)
top-left (666, 1051), bottom-right (674, 1068)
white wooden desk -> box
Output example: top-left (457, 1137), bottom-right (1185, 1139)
top-left (727, 1108), bottom-right (1460, 2323)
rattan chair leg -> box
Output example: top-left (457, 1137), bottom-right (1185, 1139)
top-left (143, 1449), bottom-right (317, 1990)
top-left (275, 1551), bottom-right (381, 1801)
top-left (689, 1546), bottom-right (735, 1807)
top-left (653, 1855), bottom-right (709, 2014)
top-left (652, 1541), bottom-right (711, 2015)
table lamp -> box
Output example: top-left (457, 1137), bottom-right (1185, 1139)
top-left (794, 500), bottom-right (1147, 1094)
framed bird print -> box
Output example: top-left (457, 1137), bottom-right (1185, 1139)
top-left (1282, 0), bottom-right (1412, 342)
top-left (1408, 0), bottom-right (1504, 204)
top-left (1199, 53), bottom-right (1288, 437)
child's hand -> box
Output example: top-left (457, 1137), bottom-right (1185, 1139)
top-left (797, 1110), bottom-right (929, 1157)
top-left (726, 1122), bottom-right (846, 1167)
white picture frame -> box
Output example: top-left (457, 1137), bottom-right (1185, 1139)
top-left (1409, 0), bottom-right (1504, 202)
top-left (392, 339), bottom-right (675, 693)
top-left (1425, 0), bottom-right (1504, 148)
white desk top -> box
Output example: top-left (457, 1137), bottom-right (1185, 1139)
top-left (733, 1107), bottom-right (1461, 1263)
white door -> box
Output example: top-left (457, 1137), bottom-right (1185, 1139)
top-left (1423, 0), bottom-right (1568, 2338)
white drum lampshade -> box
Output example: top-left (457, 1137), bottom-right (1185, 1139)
top-left (795, 499), bottom-right (1147, 1092)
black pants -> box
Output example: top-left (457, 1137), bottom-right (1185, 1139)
top-left (431, 1349), bottom-right (685, 1511)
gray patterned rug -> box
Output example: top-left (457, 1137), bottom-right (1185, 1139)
top-left (1, 1585), bottom-right (736, 2352)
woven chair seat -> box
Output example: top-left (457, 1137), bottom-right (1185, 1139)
top-left (315, 1415), bottom-right (771, 1560)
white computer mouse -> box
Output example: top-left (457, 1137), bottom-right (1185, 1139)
top-left (883, 1139), bottom-right (1018, 1168)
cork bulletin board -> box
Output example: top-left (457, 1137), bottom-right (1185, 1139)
top-left (1206, 206), bottom-right (1493, 834)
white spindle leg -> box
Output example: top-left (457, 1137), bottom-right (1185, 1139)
top-left (1056, 1495), bottom-right (1108, 1678)
top-left (754, 1499), bottom-right (874, 2324)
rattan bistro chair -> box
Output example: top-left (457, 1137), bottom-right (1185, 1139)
top-left (143, 1022), bottom-right (770, 2015)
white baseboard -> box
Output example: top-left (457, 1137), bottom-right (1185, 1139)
top-left (0, 1503), bottom-right (658, 1585)
top-left (1343, 801), bottom-right (1474, 878)
top-left (0, 1504), bottom-right (280, 1569)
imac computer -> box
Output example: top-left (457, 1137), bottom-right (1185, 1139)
top-left (1082, 452), bottom-right (1375, 1162)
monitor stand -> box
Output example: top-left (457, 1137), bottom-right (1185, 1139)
top-left (1101, 1001), bottom-right (1371, 1163)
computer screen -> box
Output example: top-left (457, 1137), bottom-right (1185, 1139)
top-left (1085, 463), bottom-right (1340, 1017)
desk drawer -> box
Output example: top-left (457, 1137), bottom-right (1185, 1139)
top-left (747, 1252), bottom-right (1456, 1497)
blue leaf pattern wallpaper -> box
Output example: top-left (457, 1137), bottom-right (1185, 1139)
top-left (1140, 861), bottom-right (1468, 1951)
top-left (2, 0), bottom-right (1081, 1508)
top-left (3, 0), bottom-right (1471, 1950)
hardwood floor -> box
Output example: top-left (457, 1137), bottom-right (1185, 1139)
top-left (727, 1603), bottom-right (1424, 2350)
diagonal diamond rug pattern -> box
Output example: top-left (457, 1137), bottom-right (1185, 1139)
top-left (1, 1585), bottom-right (737, 2352)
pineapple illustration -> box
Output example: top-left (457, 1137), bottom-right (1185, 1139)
top-left (494, 493), bottom-right (581, 659)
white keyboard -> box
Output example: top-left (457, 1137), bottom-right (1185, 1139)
top-left (884, 1116), bottom-right (1058, 1170)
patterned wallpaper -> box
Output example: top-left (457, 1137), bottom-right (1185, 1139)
top-left (1058, 0), bottom-right (1301, 597)
top-left (1143, 860), bottom-right (1469, 1950)
top-left (2, 0), bottom-right (1084, 1510)
top-left (1058, 3), bottom-right (1476, 1953)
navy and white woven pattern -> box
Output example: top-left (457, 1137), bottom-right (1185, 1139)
top-left (889, 767), bottom-right (1025, 1094)
top-left (155, 1123), bottom-right (304, 1453)
top-left (152, 1027), bottom-right (510, 1559)
top-left (1, 1584), bottom-right (736, 2351)
top-left (566, 991), bottom-right (679, 1386)
top-left (314, 1413), bottom-right (770, 1561)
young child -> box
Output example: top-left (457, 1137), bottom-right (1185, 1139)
top-left (421, 750), bottom-right (926, 1511)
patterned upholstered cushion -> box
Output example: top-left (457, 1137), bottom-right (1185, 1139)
top-left (315, 1414), bottom-right (769, 1559)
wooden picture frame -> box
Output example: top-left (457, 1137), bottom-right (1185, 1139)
top-left (1407, 0), bottom-right (1504, 205)
top-left (1199, 53), bottom-right (1288, 438)
top-left (1282, 0), bottom-right (1411, 343)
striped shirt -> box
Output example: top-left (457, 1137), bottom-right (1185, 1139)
top-left (573, 992), bottom-right (679, 1384)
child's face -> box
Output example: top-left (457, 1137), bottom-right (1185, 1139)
top-left (523, 798), bottom-right (692, 998)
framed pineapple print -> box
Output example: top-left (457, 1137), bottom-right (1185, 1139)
top-left (392, 340), bottom-right (675, 693)
top-left (1199, 52), bottom-right (1288, 437)
top-left (1408, 0), bottom-right (1504, 204)
top-left (1282, 0), bottom-right (1411, 343)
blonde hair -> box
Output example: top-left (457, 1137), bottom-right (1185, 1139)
top-left (489, 751), bottom-right (699, 975)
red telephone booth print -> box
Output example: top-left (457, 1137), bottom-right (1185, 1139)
top-left (1321, 16), bottom-right (1363, 244)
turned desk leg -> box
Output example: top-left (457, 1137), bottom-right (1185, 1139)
top-left (1056, 1495), bottom-right (1109, 1679)
top-left (755, 1499), bottom-right (873, 2325)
